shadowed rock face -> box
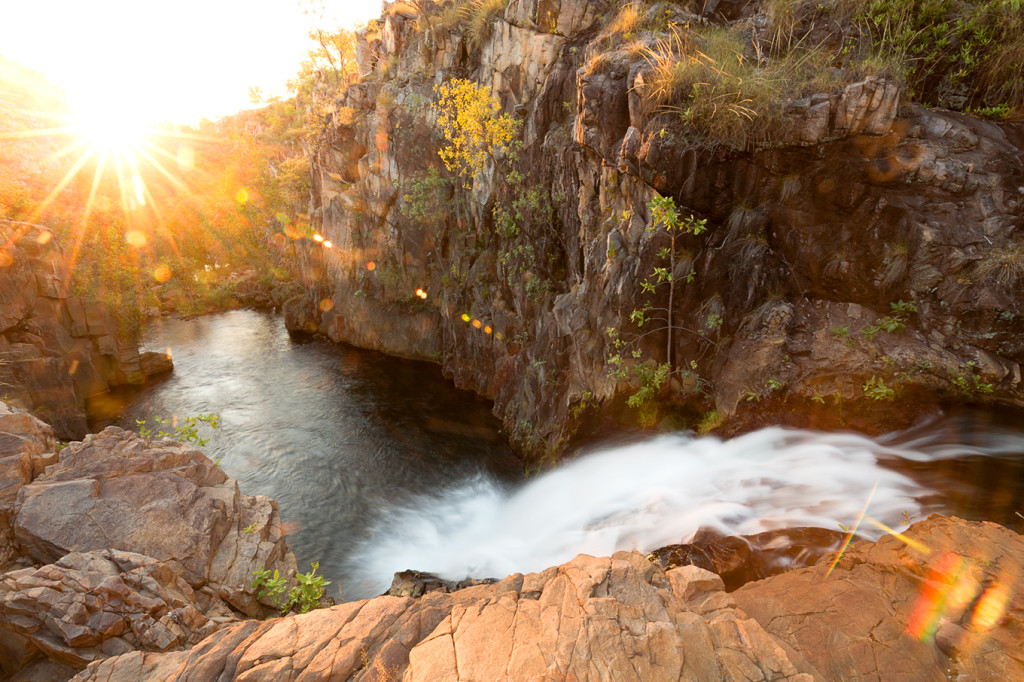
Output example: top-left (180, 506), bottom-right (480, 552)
top-left (70, 515), bottom-right (1024, 682)
top-left (282, 0), bottom-right (1024, 461)
top-left (0, 222), bottom-right (173, 440)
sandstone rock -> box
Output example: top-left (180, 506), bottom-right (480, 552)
top-left (0, 402), bottom-right (57, 569)
top-left (72, 551), bottom-right (813, 681)
top-left (13, 427), bottom-right (296, 616)
top-left (138, 351), bottom-right (173, 377)
top-left (0, 226), bottom-right (167, 440)
top-left (735, 515), bottom-right (1024, 681)
top-left (0, 549), bottom-right (226, 670)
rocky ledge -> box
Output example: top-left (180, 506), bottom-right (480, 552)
top-left (1, 402), bottom-right (1021, 681)
top-left (0, 402), bottom-right (296, 680)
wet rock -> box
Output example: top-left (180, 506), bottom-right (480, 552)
top-left (385, 569), bottom-right (496, 598)
top-left (648, 527), bottom-right (845, 591)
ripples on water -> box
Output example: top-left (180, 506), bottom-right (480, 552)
top-left (114, 311), bottom-right (522, 599)
top-left (115, 311), bottom-right (1024, 599)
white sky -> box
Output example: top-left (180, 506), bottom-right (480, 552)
top-left (0, 0), bottom-right (383, 124)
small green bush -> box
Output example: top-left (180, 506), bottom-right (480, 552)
top-left (252, 561), bottom-right (332, 615)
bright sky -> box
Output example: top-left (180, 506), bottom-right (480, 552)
top-left (0, 0), bottom-right (383, 125)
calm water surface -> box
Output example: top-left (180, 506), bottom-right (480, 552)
top-left (113, 310), bottom-right (521, 599)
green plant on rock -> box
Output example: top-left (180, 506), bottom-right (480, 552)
top-left (136, 413), bottom-right (219, 447)
top-left (605, 195), bottom-right (713, 411)
top-left (951, 361), bottom-right (995, 397)
top-left (863, 375), bottom-right (896, 401)
top-left (252, 561), bottom-right (332, 616)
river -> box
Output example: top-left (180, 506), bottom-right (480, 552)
top-left (110, 310), bottom-right (1024, 600)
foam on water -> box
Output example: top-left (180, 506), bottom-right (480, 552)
top-left (345, 423), bottom-right (1024, 597)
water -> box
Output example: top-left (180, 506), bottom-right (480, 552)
top-left (110, 310), bottom-right (523, 600)
top-left (112, 311), bottom-right (1024, 599)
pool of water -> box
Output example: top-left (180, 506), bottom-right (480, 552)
top-left (107, 310), bottom-right (522, 600)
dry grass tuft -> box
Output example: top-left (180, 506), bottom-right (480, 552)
top-left (974, 245), bottom-right (1024, 289)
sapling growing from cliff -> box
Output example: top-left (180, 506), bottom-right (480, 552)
top-left (432, 78), bottom-right (521, 185)
top-left (136, 413), bottom-right (219, 447)
top-left (606, 195), bottom-right (713, 412)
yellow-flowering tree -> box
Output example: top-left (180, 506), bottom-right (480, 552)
top-left (432, 78), bottom-right (521, 183)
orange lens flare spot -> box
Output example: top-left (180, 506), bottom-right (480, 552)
top-left (284, 224), bottom-right (305, 240)
top-left (907, 552), bottom-right (966, 642)
top-left (313, 234), bottom-right (324, 242)
top-left (472, 319), bottom-right (482, 329)
top-left (319, 298), bottom-right (335, 312)
top-left (125, 230), bottom-right (147, 248)
top-left (36, 230), bottom-right (53, 245)
top-left (484, 326), bottom-right (492, 334)
top-left (495, 332), bottom-right (503, 340)
top-left (972, 583), bottom-right (1011, 632)
top-left (366, 261), bottom-right (376, 271)
top-left (461, 313), bottom-right (471, 323)
top-left (152, 264), bottom-right (172, 283)
top-left (415, 288), bottom-right (427, 299)
top-left (323, 241), bottom-right (333, 249)
top-left (235, 188), bottom-right (250, 203)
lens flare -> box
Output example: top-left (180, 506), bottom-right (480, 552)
top-left (323, 240), bottom-right (333, 249)
top-left (152, 264), bottom-right (172, 282)
top-left (125, 230), bottom-right (147, 248)
top-left (366, 261), bottom-right (375, 271)
top-left (971, 583), bottom-right (1011, 632)
top-left (907, 552), bottom-right (970, 642)
top-left (319, 298), bottom-right (334, 312)
top-left (313, 234), bottom-right (324, 242)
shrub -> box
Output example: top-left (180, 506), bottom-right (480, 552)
top-left (432, 78), bottom-right (521, 183)
top-left (252, 561), bottom-right (332, 615)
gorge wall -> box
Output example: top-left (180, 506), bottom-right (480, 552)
top-left (284, 0), bottom-right (1024, 461)
top-left (0, 221), bottom-right (172, 440)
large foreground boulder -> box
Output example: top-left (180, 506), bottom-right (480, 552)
top-left (73, 551), bottom-right (812, 682)
top-left (13, 427), bottom-right (296, 617)
top-left (734, 515), bottom-right (1024, 681)
top-left (0, 405), bottom-right (298, 677)
top-left (72, 516), bottom-right (1024, 681)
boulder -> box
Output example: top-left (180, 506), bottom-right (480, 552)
top-left (0, 549), bottom-right (229, 670)
top-left (12, 427), bottom-right (296, 616)
top-left (72, 552), bottom-right (814, 681)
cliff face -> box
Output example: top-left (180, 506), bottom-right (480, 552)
top-left (287, 0), bottom-right (1024, 459)
top-left (0, 222), bottom-right (172, 440)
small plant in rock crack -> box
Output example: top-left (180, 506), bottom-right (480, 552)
top-left (951, 361), bottom-right (995, 398)
top-left (252, 561), bottom-right (332, 615)
top-left (136, 413), bottom-right (219, 447)
top-left (863, 376), bottom-right (896, 401)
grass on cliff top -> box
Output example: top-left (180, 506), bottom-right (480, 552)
top-left (769, 0), bottom-right (1024, 116)
top-left (638, 25), bottom-right (840, 148)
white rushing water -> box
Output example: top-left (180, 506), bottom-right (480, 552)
top-left (345, 424), bottom-right (1024, 597)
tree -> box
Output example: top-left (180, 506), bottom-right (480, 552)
top-left (432, 79), bottom-right (521, 183)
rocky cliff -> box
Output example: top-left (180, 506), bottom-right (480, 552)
top-left (0, 221), bottom-right (172, 440)
top-left (283, 0), bottom-right (1024, 461)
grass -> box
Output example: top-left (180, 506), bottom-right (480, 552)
top-left (639, 25), bottom-right (836, 148)
top-left (433, 0), bottom-right (509, 48)
top-left (974, 245), bottom-right (1024, 289)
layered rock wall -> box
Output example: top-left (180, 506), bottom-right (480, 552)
top-left (0, 221), bottom-right (172, 439)
top-left (286, 0), bottom-right (1024, 459)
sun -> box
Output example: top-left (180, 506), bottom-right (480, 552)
top-left (72, 104), bottom-right (149, 154)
